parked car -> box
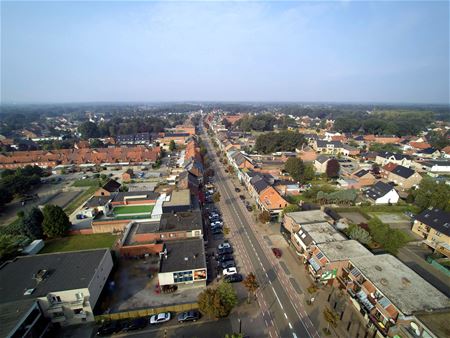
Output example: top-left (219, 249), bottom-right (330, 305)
top-left (218, 247), bottom-right (234, 255)
top-left (224, 273), bottom-right (243, 283)
top-left (272, 248), bottom-right (282, 258)
top-left (212, 228), bottom-right (223, 235)
top-left (122, 317), bottom-right (148, 332)
top-left (218, 254), bottom-right (234, 262)
top-left (177, 310), bottom-right (201, 323)
top-left (96, 321), bottom-right (123, 336)
top-left (223, 267), bottom-right (237, 276)
top-left (246, 205), bottom-right (253, 212)
top-left (76, 214), bottom-right (87, 220)
top-left (221, 260), bottom-right (236, 269)
top-left (211, 221), bottom-right (223, 227)
top-left (218, 242), bottom-right (231, 250)
top-left (235, 187), bottom-right (241, 192)
top-left (150, 312), bottom-right (171, 325)
top-left (239, 195), bottom-right (245, 200)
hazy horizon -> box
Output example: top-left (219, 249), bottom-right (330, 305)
top-left (1, 1), bottom-right (449, 104)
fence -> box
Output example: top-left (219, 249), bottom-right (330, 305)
top-left (95, 302), bottom-right (198, 322)
top-left (426, 257), bottom-right (450, 277)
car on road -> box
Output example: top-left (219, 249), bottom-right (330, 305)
top-left (218, 242), bottom-right (231, 250)
top-left (96, 321), bottom-right (123, 336)
top-left (211, 221), bottom-right (223, 227)
top-left (218, 254), bottom-right (234, 262)
top-left (224, 273), bottom-right (243, 283)
top-left (177, 310), bottom-right (201, 323)
top-left (122, 317), bottom-right (148, 332)
top-left (235, 187), bottom-right (241, 192)
top-left (223, 267), bottom-right (237, 276)
top-left (221, 260), bottom-right (236, 269)
top-left (272, 248), bottom-right (282, 258)
top-left (246, 205), bottom-right (253, 212)
top-left (218, 247), bottom-right (234, 255)
top-left (212, 228), bottom-right (223, 235)
top-left (150, 312), bottom-right (171, 325)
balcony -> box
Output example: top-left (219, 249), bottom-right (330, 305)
top-left (368, 314), bottom-right (390, 337)
top-left (47, 303), bottom-right (63, 313)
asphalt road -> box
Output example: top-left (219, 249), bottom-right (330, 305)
top-left (203, 133), bottom-right (319, 338)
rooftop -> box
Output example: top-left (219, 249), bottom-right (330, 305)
top-left (0, 249), bottom-right (110, 304)
top-left (162, 189), bottom-right (191, 207)
top-left (301, 222), bottom-right (346, 245)
top-left (415, 208), bottom-right (450, 237)
top-left (350, 254), bottom-right (450, 315)
top-left (286, 210), bottom-right (329, 225)
top-left (159, 238), bottom-right (206, 273)
top-left (317, 240), bottom-right (372, 262)
top-left (112, 191), bottom-right (160, 203)
top-left (159, 211), bottom-right (203, 232)
top-left (365, 181), bottom-right (395, 200)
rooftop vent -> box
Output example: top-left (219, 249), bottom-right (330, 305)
top-left (33, 269), bottom-right (49, 282)
top-left (24, 288), bottom-right (35, 296)
top-left (380, 278), bottom-right (388, 286)
top-left (375, 265), bottom-right (382, 271)
top-left (184, 257), bottom-right (188, 261)
top-left (401, 277), bottom-right (411, 287)
top-left (336, 244), bottom-right (343, 250)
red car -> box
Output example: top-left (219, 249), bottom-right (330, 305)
top-left (272, 248), bottom-right (282, 258)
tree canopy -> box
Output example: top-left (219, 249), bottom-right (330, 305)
top-left (284, 157), bottom-right (315, 183)
top-left (411, 178), bottom-right (450, 212)
top-left (42, 205), bottom-right (71, 238)
top-left (254, 131), bottom-right (306, 154)
top-left (198, 281), bottom-right (238, 319)
top-left (326, 159), bottom-right (340, 178)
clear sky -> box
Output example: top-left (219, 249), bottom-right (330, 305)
top-left (1, 1), bottom-right (449, 104)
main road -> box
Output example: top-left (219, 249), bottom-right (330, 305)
top-left (202, 131), bottom-right (320, 338)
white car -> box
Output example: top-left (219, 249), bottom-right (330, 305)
top-left (211, 221), bottom-right (223, 226)
top-left (150, 312), bottom-right (171, 325)
top-left (218, 242), bottom-right (231, 250)
top-left (223, 267), bottom-right (237, 276)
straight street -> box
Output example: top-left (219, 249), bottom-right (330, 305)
top-left (203, 133), bottom-right (320, 338)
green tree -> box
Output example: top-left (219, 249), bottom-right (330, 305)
top-left (384, 229), bottom-right (409, 255)
top-left (169, 140), bottom-right (176, 151)
top-left (412, 178), bottom-right (450, 212)
top-left (198, 281), bottom-right (237, 319)
top-left (322, 307), bottom-right (339, 335)
top-left (20, 207), bottom-right (44, 239)
top-left (285, 157), bottom-right (305, 183)
top-left (243, 272), bottom-right (259, 303)
top-left (258, 210), bottom-right (271, 223)
top-left (78, 121), bottom-right (99, 139)
top-left (283, 204), bottom-right (301, 215)
top-left (348, 226), bottom-right (372, 245)
top-left (42, 205), bottom-right (71, 238)
top-left (368, 217), bottom-right (389, 244)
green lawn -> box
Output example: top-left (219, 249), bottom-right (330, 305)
top-left (64, 186), bottom-right (98, 215)
top-left (72, 179), bottom-right (101, 187)
top-left (113, 205), bottom-right (154, 215)
top-left (40, 234), bottom-right (117, 254)
top-left (286, 194), bottom-right (306, 204)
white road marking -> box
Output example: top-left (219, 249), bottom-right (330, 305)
top-left (289, 322), bottom-right (293, 329)
top-left (283, 312), bottom-right (288, 319)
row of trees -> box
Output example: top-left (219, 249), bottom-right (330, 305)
top-left (254, 131), bottom-right (306, 154)
top-left (333, 111), bottom-right (434, 136)
top-left (367, 218), bottom-right (409, 254)
top-left (0, 165), bottom-right (45, 207)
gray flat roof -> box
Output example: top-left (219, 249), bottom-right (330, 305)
top-left (317, 240), bottom-right (373, 262)
top-left (163, 189), bottom-right (191, 207)
top-left (0, 249), bottom-right (110, 304)
top-left (350, 254), bottom-right (450, 315)
top-left (159, 211), bottom-right (203, 232)
top-left (160, 239), bottom-right (206, 273)
top-left (0, 299), bottom-right (37, 338)
top-left (286, 210), bottom-right (329, 225)
top-left (112, 191), bottom-right (159, 203)
top-left (301, 222), bottom-right (346, 244)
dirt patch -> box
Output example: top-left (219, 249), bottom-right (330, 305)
top-left (339, 212), bottom-right (368, 224)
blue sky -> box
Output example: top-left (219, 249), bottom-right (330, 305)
top-left (1, 1), bottom-right (449, 104)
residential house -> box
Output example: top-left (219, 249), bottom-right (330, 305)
top-left (442, 146), bottom-right (450, 159)
top-left (80, 196), bottom-right (112, 218)
top-left (419, 160), bottom-right (450, 174)
top-left (375, 152), bottom-right (412, 167)
top-left (116, 132), bottom-right (151, 145)
top-left (312, 140), bottom-right (344, 154)
top-left (122, 169), bottom-right (134, 183)
top-left (365, 181), bottom-right (399, 205)
top-left (258, 186), bottom-right (288, 219)
top-left (162, 189), bottom-right (193, 213)
top-left (349, 169), bottom-right (376, 187)
top-left (381, 164), bottom-right (422, 189)
top-left (184, 158), bottom-right (204, 181)
top-left (177, 170), bottom-right (200, 195)
top-left (283, 210), bottom-right (331, 235)
top-left (0, 249), bottom-right (113, 333)
top-left (364, 135), bottom-right (401, 144)
top-left (314, 155), bottom-right (331, 174)
top-left (412, 208), bottom-right (450, 258)
top-left (158, 238), bottom-right (207, 289)
top-left (336, 254), bottom-right (449, 337)
top-left (94, 179), bottom-right (121, 197)
top-left (415, 148), bottom-right (441, 159)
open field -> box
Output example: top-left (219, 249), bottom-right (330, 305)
top-left (368, 212), bottom-right (410, 224)
top-left (40, 234), bottom-right (118, 254)
top-left (113, 205), bottom-right (154, 214)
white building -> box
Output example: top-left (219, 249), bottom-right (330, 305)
top-left (365, 181), bottom-right (399, 204)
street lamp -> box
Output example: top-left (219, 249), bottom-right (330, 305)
top-left (238, 318), bottom-right (242, 334)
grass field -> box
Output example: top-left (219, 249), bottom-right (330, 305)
top-left (72, 179), bottom-right (101, 187)
top-left (64, 186), bottom-right (98, 215)
top-left (113, 205), bottom-right (154, 215)
top-left (40, 234), bottom-right (117, 254)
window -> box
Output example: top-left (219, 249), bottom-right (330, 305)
top-left (169, 233), bottom-right (175, 238)
top-left (75, 292), bottom-right (83, 301)
top-left (435, 231), bottom-right (441, 237)
top-left (173, 271), bottom-right (193, 283)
